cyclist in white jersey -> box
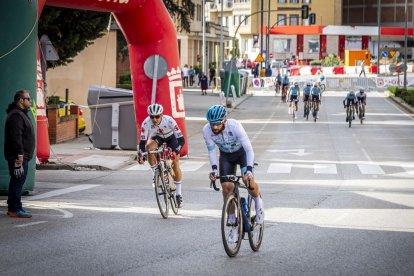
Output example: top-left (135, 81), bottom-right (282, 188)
top-left (203, 105), bottom-right (264, 225)
top-left (137, 103), bottom-right (185, 207)
top-left (355, 87), bottom-right (367, 120)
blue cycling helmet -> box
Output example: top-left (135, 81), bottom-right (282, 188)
top-left (206, 105), bottom-right (227, 122)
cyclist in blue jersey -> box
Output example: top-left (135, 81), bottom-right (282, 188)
top-left (287, 81), bottom-right (300, 118)
top-left (203, 105), bottom-right (264, 226)
top-left (302, 82), bottom-right (312, 117)
top-left (343, 90), bottom-right (357, 122)
top-left (310, 82), bottom-right (322, 118)
top-left (282, 74), bottom-right (290, 96)
top-left (356, 87), bottom-right (367, 120)
top-left (275, 73), bottom-right (282, 93)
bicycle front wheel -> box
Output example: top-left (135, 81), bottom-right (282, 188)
top-left (221, 194), bottom-right (243, 257)
top-left (248, 197), bottom-right (264, 252)
top-left (154, 170), bottom-right (169, 219)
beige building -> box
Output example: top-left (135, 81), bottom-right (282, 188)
top-left (46, 31), bottom-right (117, 134)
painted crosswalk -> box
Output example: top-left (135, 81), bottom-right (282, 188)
top-left (124, 160), bottom-right (414, 177)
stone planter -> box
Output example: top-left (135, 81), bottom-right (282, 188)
top-left (47, 106), bottom-right (79, 144)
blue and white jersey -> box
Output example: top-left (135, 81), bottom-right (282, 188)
top-left (310, 86), bottom-right (321, 96)
top-left (203, 119), bottom-right (254, 168)
top-left (343, 91), bottom-right (357, 103)
top-left (282, 76), bottom-right (289, 85)
top-left (140, 115), bottom-right (183, 141)
top-left (303, 86), bottom-right (311, 95)
top-left (288, 85), bottom-right (299, 96)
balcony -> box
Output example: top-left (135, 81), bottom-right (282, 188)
top-left (210, 3), bottom-right (217, 10)
top-left (225, 0), bottom-right (233, 9)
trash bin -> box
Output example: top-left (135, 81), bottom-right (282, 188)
top-left (87, 85), bottom-right (137, 150)
top-left (223, 71), bottom-right (240, 98)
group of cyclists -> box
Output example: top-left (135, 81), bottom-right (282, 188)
top-left (137, 103), bottom-right (264, 225)
top-left (135, 74), bottom-right (368, 230)
top-left (275, 71), bottom-right (367, 121)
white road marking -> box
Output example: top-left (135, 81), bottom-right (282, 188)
top-left (14, 221), bottom-right (47, 228)
top-left (357, 164), bottom-right (385, 175)
top-left (267, 163), bottom-right (292, 173)
top-left (403, 166), bottom-right (414, 175)
top-left (126, 164), bottom-right (150, 171)
top-left (314, 163), bottom-right (337, 174)
top-left (27, 185), bottom-right (100, 201)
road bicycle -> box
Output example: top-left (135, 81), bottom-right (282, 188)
top-left (144, 143), bottom-right (178, 219)
top-left (345, 104), bottom-right (355, 128)
top-left (312, 98), bottom-right (319, 122)
top-left (290, 99), bottom-right (298, 122)
top-left (304, 99), bottom-right (310, 121)
top-left (275, 81), bottom-right (281, 95)
top-left (211, 172), bottom-right (264, 257)
top-left (357, 102), bottom-right (365, 125)
top-left (281, 84), bottom-right (288, 103)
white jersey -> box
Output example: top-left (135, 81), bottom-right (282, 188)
top-left (140, 115), bottom-right (183, 141)
top-left (203, 119), bottom-right (254, 167)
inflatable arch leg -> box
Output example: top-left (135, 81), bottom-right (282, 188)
top-left (44, 0), bottom-right (188, 156)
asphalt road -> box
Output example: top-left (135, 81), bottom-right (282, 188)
top-left (1, 90), bottom-right (414, 275)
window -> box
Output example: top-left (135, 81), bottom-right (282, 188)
top-left (290, 15), bottom-right (299, 26)
top-left (308, 39), bottom-right (319, 53)
top-left (290, 0), bottom-right (299, 3)
top-left (302, 0), bottom-right (311, 3)
top-left (273, 39), bottom-right (291, 53)
top-left (196, 5), bottom-right (201, 21)
top-left (277, 14), bottom-right (287, 26)
top-left (278, 0), bottom-right (287, 3)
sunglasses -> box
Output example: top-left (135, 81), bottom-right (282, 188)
top-left (210, 121), bottom-right (223, 127)
top-left (22, 97), bottom-right (31, 101)
top-left (150, 115), bottom-right (161, 119)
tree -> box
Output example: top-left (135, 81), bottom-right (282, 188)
top-left (39, 1), bottom-right (194, 68)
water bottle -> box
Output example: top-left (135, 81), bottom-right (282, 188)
top-left (240, 197), bottom-right (248, 216)
top-left (240, 197), bottom-right (251, 233)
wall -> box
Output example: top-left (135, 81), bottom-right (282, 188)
top-left (46, 31), bottom-right (117, 134)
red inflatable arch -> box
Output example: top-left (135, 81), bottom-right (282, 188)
top-left (39, 0), bottom-right (188, 156)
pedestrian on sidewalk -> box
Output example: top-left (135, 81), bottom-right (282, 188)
top-left (4, 90), bottom-right (35, 218)
top-left (200, 72), bottom-right (208, 95)
top-left (189, 66), bottom-right (195, 87)
top-left (359, 60), bottom-right (366, 78)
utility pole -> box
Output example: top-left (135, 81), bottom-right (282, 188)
top-left (377, 0), bottom-right (381, 75)
top-left (202, 0), bottom-right (206, 74)
top-left (260, 0), bottom-right (264, 70)
top-left (220, 0), bottom-right (224, 71)
top-left (266, 0), bottom-right (270, 69)
top-left (404, 0), bottom-right (408, 88)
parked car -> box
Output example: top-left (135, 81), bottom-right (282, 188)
top-left (58, 98), bottom-right (86, 132)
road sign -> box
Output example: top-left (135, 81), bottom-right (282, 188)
top-left (381, 51), bottom-right (388, 58)
top-left (389, 63), bottom-right (396, 73)
top-left (255, 53), bottom-right (265, 62)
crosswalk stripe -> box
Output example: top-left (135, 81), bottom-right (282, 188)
top-left (357, 164), bottom-right (385, 175)
top-left (267, 163), bottom-right (292, 173)
top-left (314, 163), bottom-right (337, 174)
top-left (403, 166), bottom-right (414, 175)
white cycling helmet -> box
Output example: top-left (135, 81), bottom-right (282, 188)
top-left (293, 81), bottom-right (298, 86)
top-left (313, 82), bottom-right (318, 87)
top-left (359, 87), bottom-right (365, 93)
top-left (147, 103), bottom-right (163, 116)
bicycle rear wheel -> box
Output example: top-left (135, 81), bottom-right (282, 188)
top-left (248, 197), bottom-right (264, 252)
top-left (221, 194), bottom-right (243, 257)
top-left (348, 110), bottom-right (352, 128)
top-left (359, 106), bottom-right (363, 124)
top-left (154, 170), bottom-right (169, 219)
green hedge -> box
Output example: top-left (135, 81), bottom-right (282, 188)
top-left (388, 87), bottom-right (414, 106)
top-left (116, 83), bottom-right (132, 90)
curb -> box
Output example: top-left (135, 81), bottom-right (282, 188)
top-left (386, 93), bottom-right (414, 114)
top-left (37, 163), bottom-right (110, 171)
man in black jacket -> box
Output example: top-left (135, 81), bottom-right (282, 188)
top-left (4, 90), bottom-right (35, 218)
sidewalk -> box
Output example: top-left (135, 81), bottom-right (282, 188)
top-left (38, 89), bottom-right (250, 171)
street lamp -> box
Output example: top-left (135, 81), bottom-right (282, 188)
top-left (202, 0), bottom-right (214, 75)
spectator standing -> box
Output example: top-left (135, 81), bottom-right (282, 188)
top-left (265, 65), bottom-right (272, 77)
top-left (359, 60), bottom-right (366, 78)
top-left (189, 66), bottom-right (195, 87)
top-left (200, 73), bottom-right (208, 95)
top-left (4, 90), bottom-right (35, 218)
top-left (182, 64), bottom-right (189, 87)
top-left (209, 66), bottom-right (216, 87)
